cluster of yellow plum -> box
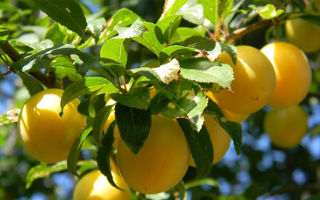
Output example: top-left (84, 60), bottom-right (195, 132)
top-left (17, 42), bottom-right (312, 200)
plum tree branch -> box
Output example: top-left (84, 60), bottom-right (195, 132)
top-left (267, 183), bottom-right (320, 196)
top-left (0, 41), bottom-right (58, 88)
top-left (225, 20), bottom-right (276, 42)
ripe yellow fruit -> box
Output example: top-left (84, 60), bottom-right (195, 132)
top-left (212, 46), bottom-right (276, 114)
top-left (73, 159), bottom-right (130, 200)
top-left (18, 89), bottom-right (86, 163)
top-left (264, 105), bottom-right (308, 148)
top-left (189, 114), bottom-right (231, 167)
top-left (207, 91), bottom-right (249, 123)
top-left (117, 115), bottom-right (190, 194)
top-left (285, 18), bottom-right (320, 53)
top-left (261, 42), bottom-right (312, 108)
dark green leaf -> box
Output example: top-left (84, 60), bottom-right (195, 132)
top-left (67, 126), bottom-right (92, 175)
top-left (177, 118), bottom-right (213, 178)
top-left (300, 15), bottom-right (320, 26)
top-left (150, 81), bottom-right (208, 131)
top-left (204, 99), bottom-right (242, 154)
top-left (61, 77), bottom-right (118, 112)
top-left (92, 106), bottom-right (112, 143)
top-left (97, 121), bottom-right (121, 190)
top-left (159, 45), bottom-right (197, 63)
top-left (115, 103), bottom-right (151, 154)
top-left (12, 44), bottom-right (97, 75)
top-left (17, 72), bottom-right (44, 96)
top-left (110, 87), bottom-right (150, 110)
top-left (32, 0), bottom-right (87, 36)
top-left (97, 121), bottom-right (122, 190)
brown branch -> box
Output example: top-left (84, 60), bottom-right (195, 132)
top-left (0, 41), bottom-right (20, 62)
top-left (308, 92), bottom-right (320, 100)
top-left (268, 183), bottom-right (320, 196)
top-left (1, 41), bottom-right (59, 88)
top-left (225, 20), bottom-right (276, 42)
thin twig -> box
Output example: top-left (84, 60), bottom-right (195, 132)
top-left (225, 20), bottom-right (276, 42)
top-left (0, 71), bottom-right (12, 77)
top-left (267, 183), bottom-right (320, 197)
top-left (121, 75), bottom-right (127, 93)
top-left (0, 41), bottom-right (20, 62)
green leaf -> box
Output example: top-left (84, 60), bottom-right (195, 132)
top-left (97, 121), bottom-right (122, 190)
top-left (159, 45), bottom-right (197, 63)
top-left (299, 15), bottom-right (320, 26)
top-left (67, 126), bottom-right (92, 175)
top-left (61, 77), bottom-right (118, 112)
top-left (26, 160), bottom-right (96, 189)
top-left (150, 81), bottom-right (208, 132)
top-left (44, 23), bottom-right (65, 46)
top-left (92, 106), bottom-right (112, 143)
top-left (161, 0), bottom-right (188, 18)
top-left (249, 4), bottom-right (284, 20)
top-left (133, 22), bottom-right (164, 56)
top-left (115, 18), bottom-right (145, 39)
top-left (87, 17), bottom-right (106, 43)
top-left (50, 57), bottom-right (82, 82)
top-left (170, 27), bottom-right (206, 44)
top-left (0, 27), bottom-right (10, 44)
top-left (157, 15), bottom-right (182, 44)
top-left (26, 161), bottom-right (67, 189)
top-left (184, 36), bottom-right (216, 51)
top-left (17, 72), bottom-right (44, 96)
top-left (180, 58), bottom-right (234, 88)
top-left (199, 0), bottom-right (218, 28)
top-left (12, 44), bottom-right (97, 75)
top-left (128, 58), bottom-right (180, 85)
top-left (110, 87), bottom-right (150, 110)
top-left (205, 99), bottom-right (242, 154)
top-left (115, 103), bottom-right (151, 154)
top-left (32, 0), bottom-right (87, 37)
top-left (99, 8), bottom-right (141, 44)
top-left (177, 1), bottom-right (204, 25)
top-left (100, 38), bottom-right (130, 67)
top-left (177, 118), bottom-right (213, 178)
